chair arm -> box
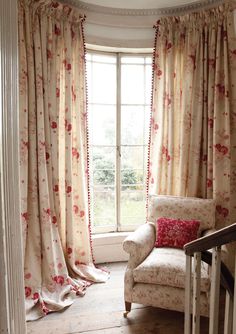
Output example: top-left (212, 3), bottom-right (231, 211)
top-left (123, 222), bottom-right (156, 268)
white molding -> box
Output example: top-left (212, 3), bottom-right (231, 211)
top-left (86, 44), bottom-right (153, 53)
top-left (0, 0), bottom-right (26, 333)
top-left (61, 0), bottom-right (224, 48)
top-left (92, 233), bottom-right (129, 263)
top-left (61, 0), bottom-right (224, 16)
top-left (85, 35), bottom-right (154, 48)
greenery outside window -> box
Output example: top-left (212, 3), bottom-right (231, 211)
top-left (86, 51), bottom-right (152, 233)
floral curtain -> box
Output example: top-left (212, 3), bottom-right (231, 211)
top-left (148, 4), bottom-right (236, 269)
top-left (19, 0), bottom-right (108, 321)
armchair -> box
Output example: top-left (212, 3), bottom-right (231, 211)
top-left (123, 195), bottom-right (216, 317)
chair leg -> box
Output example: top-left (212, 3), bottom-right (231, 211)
top-left (123, 301), bottom-right (132, 318)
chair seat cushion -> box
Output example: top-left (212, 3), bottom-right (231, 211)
top-left (133, 248), bottom-right (210, 292)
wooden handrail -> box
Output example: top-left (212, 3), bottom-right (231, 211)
top-left (184, 223), bottom-right (236, 333)
top-left (184, 222), bottom-right (236, 256)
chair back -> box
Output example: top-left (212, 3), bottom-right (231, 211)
top-left (147, 195), bottom-right (216, 234)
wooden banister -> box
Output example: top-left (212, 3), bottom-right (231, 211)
top-left (184, 222), bottom-right (236, 256)
top-left (201, 251), bottom-right (234, 297)
top-left (184, 223), bottom-right (236, 334)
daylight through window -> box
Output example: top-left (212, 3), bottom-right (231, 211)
top-left (86, 51), bottom-right (152, 233)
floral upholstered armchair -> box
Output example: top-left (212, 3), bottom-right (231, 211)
top-left (123, 195), bottom-right (216, 317)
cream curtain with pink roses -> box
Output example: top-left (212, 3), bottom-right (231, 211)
top-left (18, 0), bottom-right (108, 321)
top-left (148, 4), bottom-right (236, 268)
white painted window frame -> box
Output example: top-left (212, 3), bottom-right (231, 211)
top-left (87, 50), bottom-right (152, 234)
top-left (0, 0), bottom-right (26, 333)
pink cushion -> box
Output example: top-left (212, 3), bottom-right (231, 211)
top-left (155, 217), bottom-right (200, 249)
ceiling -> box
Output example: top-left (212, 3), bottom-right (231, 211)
top-left (80, 0), bottom-right (202, 10)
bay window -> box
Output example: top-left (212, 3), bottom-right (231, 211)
top-left (86, 51), bottom-right (152, 233)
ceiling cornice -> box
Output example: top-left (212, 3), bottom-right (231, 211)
top-left (60, 0), bottom-right (225, 16)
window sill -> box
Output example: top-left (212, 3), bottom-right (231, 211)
top-left (92, 232), bottom-right (130, 264)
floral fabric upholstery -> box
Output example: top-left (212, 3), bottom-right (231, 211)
top-left (123, 196), bottom-right (214, 316)
top-left (132, 283), bottom-right (209, 316)
top-left (123, 223), bottom-right (156, 268)
top-left (148, 195), bottom-right (215, 235)
top-left (123, 223), bottom-right (156, 302)
top-left (155, 217), bottom-right (200, 248)
top-left (133, 248), bottom-right (210, 292)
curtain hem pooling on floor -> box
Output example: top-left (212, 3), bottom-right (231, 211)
top-left (19, 0), bottom-right (109, 321)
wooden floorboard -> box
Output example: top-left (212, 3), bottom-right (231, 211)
top-left (27, 262), bottom-right (224, 334)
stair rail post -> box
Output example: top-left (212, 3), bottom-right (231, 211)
top-left (224, 290), bottom-right (233, 334)
top-left (232, 250), bottom-right (236, 334)
top-left (185, 254), bottom-right (192, 334)
top-left (192, 252), bottom-right (201, 334)
top-left (209, 246), bottom-right (221, 334)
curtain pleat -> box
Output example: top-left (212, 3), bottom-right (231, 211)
top-left (149, 3), bottom-right (236, 271)
top-left (19, 0), bottom-right (108, 321)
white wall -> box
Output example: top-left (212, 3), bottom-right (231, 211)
top-left (92, 233), bottom-right (129, 264)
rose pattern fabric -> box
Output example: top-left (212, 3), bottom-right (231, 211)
top-left (148, 195), bottom-right (215, 235)
top-left (148, 4), bottom-right (236, 271)
top-left (123, 196), bottom-right (212, 314)
top-left (123, 223), bottom-right (156, 267)
top-left (125, 216), bottom-right (209, 316)
top-left (133, 247), bottom-right (210, 292)
top-left (155, 217), bottom-right (200, 248)
top-left (132, 283), bottom-right (209, 316)
top-left (19, 0), bottom-right (108, 320)
top-left (123, 223), bottom-right (156, 301)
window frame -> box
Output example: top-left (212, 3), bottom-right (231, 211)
top-left (86, 49), bottom-right (152, 234)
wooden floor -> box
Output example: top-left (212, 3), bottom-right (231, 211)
top-left (27, 262), bottom-right (223, 334)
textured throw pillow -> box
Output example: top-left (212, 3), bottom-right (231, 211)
top-left (155, 217), bottom-right (200, 249)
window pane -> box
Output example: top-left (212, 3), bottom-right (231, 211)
top-left (89, 105), bottom-right (116, 145)
top-left (86, 62), bottom-right (92, 102)
top-left (86, 53), bottom-right (92, 61)
top-left (93, 169), bottom-right (115, 186)
top-left (93, 190), bottom-right (115, 217)
top-left (92, 54), bottom-right (116, 64)
top-left (121, 65), bottom-right (144, 104)
top-left (92, 190), bottom-right (116, 227)
top-left (121, 216), bottom-right (145, 226)
top-left (145, 65), bottom-right (152, 104)
top-left (92, 63), bottom-right (116, 104)
top-left (92, 147), bottom-right (116, 171)
top-left (144, 106), bottom-right (151, 145)
top-left (121, 106), bottom-right (144, 145)
top-left (93, 217), bottom-right (116, 228)
top-left (121, 169), bottom-right (144, 186)
top-left (121, 57), bottom-right (144, 64)
top-left (121, 185), bottom-right (144, 192)
top-left (121, 146), bottom-right (144, 170)
top-left (120, 190), bottom-right (145, 219)
top-left (88, 51), bottom-right (152, 233)
top-left (144, 145), bottom-right (149, 168)
top-left (145, 56), bottom-right (152, 64)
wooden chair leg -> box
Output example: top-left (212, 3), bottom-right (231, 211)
top-left (123, 301), bottom-right (132, 318)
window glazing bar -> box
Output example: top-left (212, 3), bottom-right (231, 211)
top-left (116, 53), bottom-right (122, 232)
